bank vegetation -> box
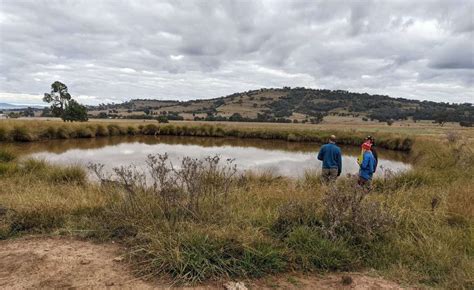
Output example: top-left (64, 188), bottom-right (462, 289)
top-left (0, 120), bottom-right (412, 151)
top-left (0, 121), bottom-right (472, 288)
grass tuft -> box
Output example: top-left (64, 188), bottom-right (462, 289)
top-left (286, 226), bottom-right (356, 271)
top-left (0, 148), bottom-right (16, 163)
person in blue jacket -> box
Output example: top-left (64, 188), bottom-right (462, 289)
top-left (358, 141), bottom-right (376, 188)
top-left (317, 135), bottom-right (342, 182)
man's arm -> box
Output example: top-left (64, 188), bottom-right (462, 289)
top-left (317, 146), bottom-right (324, 161)
top-left (370, 155), bottom-right (376, 173)
top-left (361, 152), bottom-right (369, 170)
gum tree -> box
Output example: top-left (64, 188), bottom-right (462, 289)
top-left (43, 81), bottom-right (72, 117)
top-left (43, 81), bottom-right (88, 122)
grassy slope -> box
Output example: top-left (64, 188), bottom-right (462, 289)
top-left (87, 88), bottom-right (473, 124)
top-left (0, 120), bottom-right (473, 287)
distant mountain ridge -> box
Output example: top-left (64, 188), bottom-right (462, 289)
top-left (90, 87), bottom-right (473, 124)
top-left (0, 103), bottom-right (44, 109)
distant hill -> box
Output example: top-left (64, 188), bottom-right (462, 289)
top-left (0, 103), bottom-right (44, 110)
top-left (0, 103), bottom-right (23, 109)
top-left (89, 87), bottom-right (473, 124)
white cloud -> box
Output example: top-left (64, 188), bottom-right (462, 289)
top-left (119, 68), bottom-right (137, 74)
top-left (170, 54), bottom-right (184, 60)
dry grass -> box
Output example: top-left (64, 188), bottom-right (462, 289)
top-left (0, 121), bottom-right (473, 288)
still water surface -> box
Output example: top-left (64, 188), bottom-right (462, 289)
top-left (19, 136), bottom-right (411, 178)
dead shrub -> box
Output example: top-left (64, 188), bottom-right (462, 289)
top-left (89, 154), bottom-right (238, 223)
top-left (322, 181), bottom-right (395, 242)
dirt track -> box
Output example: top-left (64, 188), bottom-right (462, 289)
top-left (0, 237), bottom-right (406, 289)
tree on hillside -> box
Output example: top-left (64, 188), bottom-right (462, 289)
top-left (7, 112), bottom-right (20, 118)
top-left (23, 107), bottom-right (35, 117)
top-left (433, 112), bottom-right (448, 127)
top-left (309, 113), bottom-right (325, 124)
top-left (157, 115), bottom-right (169, 123)
top-left (41, 107), bottom-right (53, 117)
top-left (43, 81), bottom-right (88, 122)
top-left (229, 113), bottom-right (244, 122)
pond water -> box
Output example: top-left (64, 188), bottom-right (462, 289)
top-left (18, 136), bottom-right (411, 178)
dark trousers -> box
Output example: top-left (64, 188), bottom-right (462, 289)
top-left (321, 168), bottom-right (338, 183)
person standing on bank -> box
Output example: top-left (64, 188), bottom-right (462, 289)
top-left (358, 136), bottom-right (378, 172)
top-left (365, 135), bottom-right (378, 172)
top-left (317, 135), bottom-right (342, 182)
top-left (358, 141), bottom-right (376, 188)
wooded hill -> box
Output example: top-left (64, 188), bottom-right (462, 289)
top-left (89, 87), bottom-right (473, 125)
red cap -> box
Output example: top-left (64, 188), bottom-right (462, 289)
top-left (362, 141), bottom-right (372, 150)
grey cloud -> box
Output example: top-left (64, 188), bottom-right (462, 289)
top-left (0, 0), bottom-right (473, 105)
top-left (429, 35), bottom-right (474, 69)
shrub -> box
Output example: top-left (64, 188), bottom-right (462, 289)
top-left (286, 226), bottom-right (356, 271)
top-left (10, 126), bottom-right (35, 142)
top-left (0, 162), bottom-right (15, 176)
top-left (9, 208), bottom-right (66, 233)
top-left (0, 149), bottom-right (16, 162)
top-left (105, 124), bottom-right (128, 136)
top-left (459, 121), bottom-right (473, 127)
top-left (127, 126), bottom-right (137, 135)
top-left (40, 126), bottom-right (57, 139)
top-left (107, 124), bottom-right (121, 136)
top-left (373, 170), bottom-right (429, 192)
top-left (75, 127), bottom-right (95, 138)
top-left (141, 124), bottom-right (159, 135)
top-left (57, 127), bottom-right (72, 139)
top-left (18, 159), bottom-right (48, 174)
top-left (95, 125), bottom-right (109, 137)
top-left (17, 159), bottom-right (86, 185)
top-left (90, 154), bottom-right (238, 222)
top-left (322, 181), bottom-right (395, 242)
top-left (132, 229), bottom-right (287, 283)
top-left (157, 115), bottom-right (169, 123)
top-left (0, 127), bottom-right (8, 141)
top-left (271, 200), bottom-right (321, 236)
top-left (118, 125), bottom-right (128, 135)
top-left (48, 165), bottom-right (87, 185)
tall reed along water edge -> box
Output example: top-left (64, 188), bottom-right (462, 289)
top-left (0, 120), bottom-right (414, 151)
top-left (0, 119), bottom-right (473, 288)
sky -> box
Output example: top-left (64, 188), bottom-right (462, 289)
top-left (0, 0), bottom-right (473, 106)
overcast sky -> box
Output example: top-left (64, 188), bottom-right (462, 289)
top-left (0, 0), bottom-right (473, 105)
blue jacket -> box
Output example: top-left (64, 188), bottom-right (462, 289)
top-left (317, 143), bottom-right (342, 175)
top-left (359, 151), bottom-right (376, 180)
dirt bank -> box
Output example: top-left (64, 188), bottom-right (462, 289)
top-left (0, 237), bottom-right (407, 289)
top-left (0, 237), bottom-right (152, 288)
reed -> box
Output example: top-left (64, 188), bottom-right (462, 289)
top-left (0, 120), bottom-right (413, 151)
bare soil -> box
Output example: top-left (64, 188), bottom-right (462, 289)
top-left (0, 237), bottom-right (153, 289)
top-left (0, 237), bottom-right (408, 289)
